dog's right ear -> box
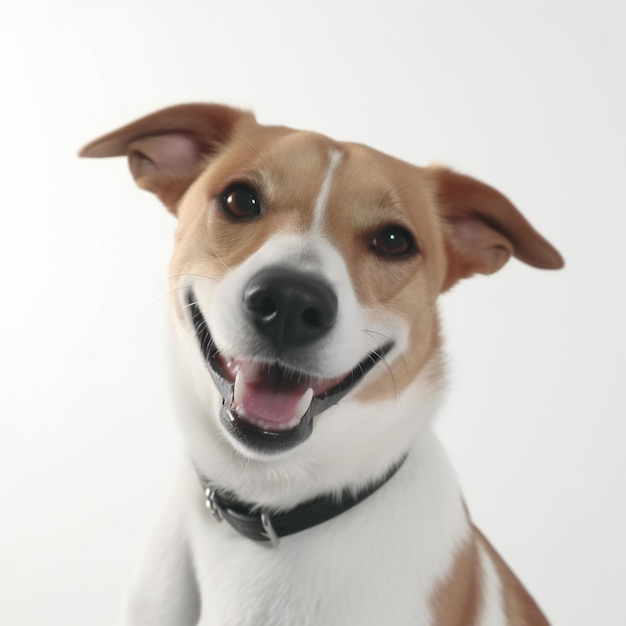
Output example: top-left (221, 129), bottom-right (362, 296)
top-left (79, 104), bottom-right (255, 214)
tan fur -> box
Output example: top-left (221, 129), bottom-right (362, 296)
top-left (429, 523), bottom-right (548, 625)
top-left (431, 536), bottom-right (484, 626)
top-left (476, 528), bottom-right (549, 625)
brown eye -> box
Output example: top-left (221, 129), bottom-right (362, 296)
top-left (220, 183), bottom-right (262, 220)
top-left (371, 225), bottom-right (418, 258)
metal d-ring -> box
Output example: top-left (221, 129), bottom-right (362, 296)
top-left (205, 487), bottom-right (224, 522)
top-left (260, 511), bottom-right (279, 547)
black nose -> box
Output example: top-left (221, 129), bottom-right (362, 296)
top-left (243, 267), bottom-right (338, 350)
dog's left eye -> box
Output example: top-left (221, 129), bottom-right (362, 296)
top-left (371, 226), bottom-right (418, 258)
top-left (219, 183), bottom-right (262, 220)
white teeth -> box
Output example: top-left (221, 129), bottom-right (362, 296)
top-left (244, 415), bottom-right (302, 432)
top-left (272, 414), bottom-right (302, 431)
top-left (234, 370), bottom-right (246, 406)
top-left (295, 388), bottom-right (314, 421)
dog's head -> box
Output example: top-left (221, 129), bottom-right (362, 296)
top-left (81, 104), bottom-right (562, 498)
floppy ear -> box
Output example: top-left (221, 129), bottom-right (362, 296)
top-left (79, 103), bottom-right (255, 214)
top-left (430, 166), bottom-right (564, 291)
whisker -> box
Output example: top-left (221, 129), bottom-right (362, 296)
top-left (142, 283), bottom-right (194, 319)
top-left (381, 174), bottom-right (430, 206)
top-left (230, 131), bottom-right (271, 166)
top-left (168, 272), bottom-right (223, 284)
top-left (141, 272), bottom-right (223, 324)
top-left (211, 251), bottom-right (233, 273)
top-left (363, 329), bottom-right (398, 401)
top-left (363, 329), bottom-right (393, 343)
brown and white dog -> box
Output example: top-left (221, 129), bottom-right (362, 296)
top-left (81, 104), bottom-right (563, 626)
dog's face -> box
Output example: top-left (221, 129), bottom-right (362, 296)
top-left (81, 105), bottom-right (562, 492)
top-left (171, 127), bottom-right (450, 457)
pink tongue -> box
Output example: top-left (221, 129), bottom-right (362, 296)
top-left (218, 357), bottom-right (312, 425)
top-left (239, 381), bottom-right (309, 425)
top-left (217, 356), bottom-right (341, 426)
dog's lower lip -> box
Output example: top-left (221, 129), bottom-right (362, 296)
top-left (186, 290), bottom-right (393, 452)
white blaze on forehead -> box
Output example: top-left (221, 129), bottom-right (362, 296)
top-left (311, 149), bottom-right (343, 232)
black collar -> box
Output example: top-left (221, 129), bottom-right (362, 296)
top-left (197, 456), bottom-right (407, 546)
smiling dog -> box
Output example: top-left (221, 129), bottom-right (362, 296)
top-left (81, 104), bottom-right (562, 626)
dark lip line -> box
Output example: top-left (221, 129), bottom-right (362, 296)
top-left (186, 288), bottom-right (394, 451)
top-left (187, 291), bottom-right (393, 399)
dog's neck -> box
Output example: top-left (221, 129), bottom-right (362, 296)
top-left (173, 338), bottom-right (446, 510)
top-left (195, 453), bottom-right (408, 546)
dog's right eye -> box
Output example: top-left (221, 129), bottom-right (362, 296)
top-left (370, 225), bottom-right (418, 259)
top-left (219, 183), bottom-right (262, 220)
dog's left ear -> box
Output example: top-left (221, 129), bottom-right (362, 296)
top-left (430, 166), bottom-right (564, 291)
top-left (79, 103), bottom-right (255, 214)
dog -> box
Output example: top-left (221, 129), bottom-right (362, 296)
top-left (80, 103), bottom-right (563, 626)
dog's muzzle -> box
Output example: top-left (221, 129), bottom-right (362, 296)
top-left (187, 268), bottom-right (393, 454)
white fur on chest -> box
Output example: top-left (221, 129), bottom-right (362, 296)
top-left (185, 431), bottom-right (469, 626)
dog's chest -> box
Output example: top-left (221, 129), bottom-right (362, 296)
top-left (187, 440), bottom-right (470, 626)
top-left (191, 508), bottom-right (431, 626)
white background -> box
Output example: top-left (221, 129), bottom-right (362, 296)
top-left (1, 1), bottom-right (625, 624)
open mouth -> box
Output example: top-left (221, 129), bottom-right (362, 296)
top-left (187, 290), bottom-right (393, 453)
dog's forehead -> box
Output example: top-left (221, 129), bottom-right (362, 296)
top-left (206, 126), bottom-right (340, 186)
top-left (205, 125), bottom-right (434, 228)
